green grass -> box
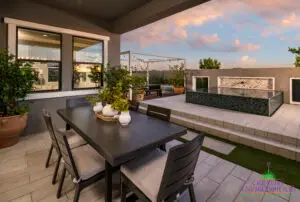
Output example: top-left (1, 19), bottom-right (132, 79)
top-left (189, 132), bottom-right (300, 189)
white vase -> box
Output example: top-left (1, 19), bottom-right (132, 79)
top-left (116, 111), bottom-right (131, 126)
top-left (93, 102), bottom-right (103, 113)
top-left (102, 104), bottom-right (118, 117)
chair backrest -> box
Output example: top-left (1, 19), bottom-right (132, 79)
top-left (54, 129), bottom-right (80, 180)
top-left (66, 97), bottom-right (90, 108)
top-left (157, 133), bottom-right (204, 201)
top-left (42, 109), bottom-right (60, 155)
top-left (147, 105), bottom-right (171, 121)
top-left (129, 100), bottom-right (139, 111)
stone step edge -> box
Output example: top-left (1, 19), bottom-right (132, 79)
top-left (170, 114), bottom-right (300, 161)
top-left (139, 102), bottom-right (298, 147)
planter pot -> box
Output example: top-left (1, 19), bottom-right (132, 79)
top-left (134, 93), bottom-right (144, 101)
top-left (173, 87), bottom-right (185, 94)
top-left (93, 102), bottom-right (103, 113)
top-left (102, 104), bottom-right (118, 117)
top-left (115, 111), bottom-right (131, 126)
top-left (0, 113), bottom-right (28, 148)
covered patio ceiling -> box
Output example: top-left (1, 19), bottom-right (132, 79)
top-left (26, 0), bottom-right (210, 34)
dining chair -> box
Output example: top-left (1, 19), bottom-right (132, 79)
top-left (120, 134), bottom-right (204, 202)
top-left (129, 100), bottom-right (139, 111)
top-left (43, 109), bottom-right (86, 185)
top-left (66, 97), bottom-right (91, 130)
top-left (147, 104), bottom-right (171, 121)
top-left (54, 129), bottom-right (106, 202)
top-left (147, 105), bottom-right (171, 151)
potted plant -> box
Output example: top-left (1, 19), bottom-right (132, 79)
top-left (0, 51), bottom-right (38, 148)
top-left (86, 88), bottom-right (103, 113)
top-left (132, 73), bottom-right (146, 101)
top-left (169, 64), bottom-right (185, 94)
top-left (112, 82), bottom-right (131, 125)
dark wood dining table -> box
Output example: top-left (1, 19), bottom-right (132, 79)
top-left (57, 106), bottom-right (187, 202)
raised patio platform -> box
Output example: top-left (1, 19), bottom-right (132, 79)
top-left (140, 95), bottom-right (300, 162)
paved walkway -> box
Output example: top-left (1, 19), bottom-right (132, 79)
top-left (0, 132), bottom-right (299, 202)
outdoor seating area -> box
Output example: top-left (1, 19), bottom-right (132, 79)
top-left (1, 122), bottom-right (300, 202)
top-left (2, 0), bottom-right (300, 202)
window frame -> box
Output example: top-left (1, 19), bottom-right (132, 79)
top-left (192, 76), bottom-right (210, 91)
top-left (16, 26), bottom-right (63, 93)
top-left (72, 35), bottom-right (104, 90)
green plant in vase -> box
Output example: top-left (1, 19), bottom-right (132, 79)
top-left (111, 82), bottom-right (131, 125)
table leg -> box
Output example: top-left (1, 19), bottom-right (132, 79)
top-left (159, 144), bottom-right (166, 152)
top-left (66, 123), bottom-right (71, 130)
top-left (105, 161), bottom-right (113, 202)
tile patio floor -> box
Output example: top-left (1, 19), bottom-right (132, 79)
top-left (1, 132), bottom-right (300, 202)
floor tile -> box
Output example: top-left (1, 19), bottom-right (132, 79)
top-left (203, 137), bottom-right (236, 155)
top-left (207, 160), bottom-right (236, 183)
top-left (235, 172), bottom-right (269, 202)
top-left (194, 177), bottom-right (220, 202)
top-left (9, 194), bottom-right (32, 202)
top-left (231, 166), bottom-right (252, 181)
top-left (194, 162), bottom-right (213, 184)
top-left (290, 188), bottom-right (300, 202)
top-left (0, 172), bottom-right (30, 193)
top-left (262, 193), bottom-right (287, 202)
top-left (204, 155), bottom-right (222, 167)
top-left (207, 175), bottom-right (245, 202)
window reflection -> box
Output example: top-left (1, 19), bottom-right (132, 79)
top-left (73, 37), bottom-right (103, 63)
top-left (73, 37), bottom-right (103, 89)
top-left (73, 64), bottom-right (101, 89)
top-left (17, 28), bottom-right (61, 91)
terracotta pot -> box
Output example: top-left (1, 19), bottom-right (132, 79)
top-left (0, 113), bottom-right (28, 148)
top-left (174, 87), bottom-right (185, 94)
top-left (134, 93), bottom-right (144, 101)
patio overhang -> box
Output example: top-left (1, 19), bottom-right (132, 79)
top-left (26, 0), bottom-right (211, 34)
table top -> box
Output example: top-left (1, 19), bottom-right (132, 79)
top-left (57, 106), bottom-right (187, 166)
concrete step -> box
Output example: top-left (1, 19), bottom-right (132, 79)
top-left (140, 102), bottom-right (299, 148)
top-left (170, 114), bottom-right (300, 162)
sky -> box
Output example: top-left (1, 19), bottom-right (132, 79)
top-left (121, 0), bottom-right (300, 69)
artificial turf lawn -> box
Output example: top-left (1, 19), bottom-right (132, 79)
top-left (192, 132), bottom-right (300, 189)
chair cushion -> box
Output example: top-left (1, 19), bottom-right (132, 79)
top-left (59, 129), bottom-right (86, 149)
top-left (121, 149), bottom-right (168, 202)
top-left (71, 145), bottom-right (105, 180)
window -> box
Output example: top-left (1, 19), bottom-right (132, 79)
top-left (192, 76), bottom-right (209, 91)
top-left (17, 28), bottom-right (61, 92)
top-left (291, 78), bottom-right (300, 103)
top-left (73, 36), bottom-right (103, 89)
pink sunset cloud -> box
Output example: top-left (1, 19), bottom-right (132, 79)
top-left (234, 40), bottom-right (260, 52)
top-left (122, 0), bottom-right (239, 48)
top-left (188, 33), bottom-right (220, 48)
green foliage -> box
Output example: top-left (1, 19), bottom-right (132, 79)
top-left (199, 57), bottom-right (221, 69)
top-left (87, 65), bottom-right (143, 111)
top-left (111, 82), bottom-right (129, 112)
top-left (104, 64), bottom-right (132, 94)
top-left (0, 50), bottom-right (38, 116)
top-left (149, 74), bottom-right (169, 84)
top-left (87, 65), bottom-right (102, 86)
top-left (288, 47), bottom-right (300, 67)
top-left (169, 63), bottom-right (184, 87)
top-left (132, 73), bottom-right (146, 94)
top-left (86, 88), bottom-right (102, 105)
